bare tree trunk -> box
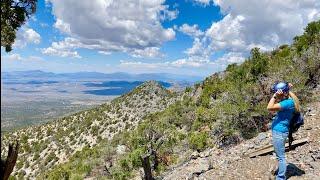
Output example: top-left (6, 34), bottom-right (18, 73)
top-left (1, 142), bottom-right (19, 180)
top-left (140, 154), bottom-right (153, 180)
top-left (151, 150), bottom-right (159, 171)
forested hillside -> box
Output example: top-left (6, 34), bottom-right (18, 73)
top-left (1, 81), bottom-right (179, 178)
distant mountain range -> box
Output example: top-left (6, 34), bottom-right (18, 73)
top-left (1, 70), bottom-right (204, 82)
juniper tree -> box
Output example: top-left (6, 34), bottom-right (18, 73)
top-left (1, 0), bottom-right (37, 52)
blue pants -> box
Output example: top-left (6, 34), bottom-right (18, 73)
top-left (272, 130), bottom-right (288, 180)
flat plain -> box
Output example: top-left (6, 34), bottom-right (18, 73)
top-left (1, 71), bottom-right (196, 131)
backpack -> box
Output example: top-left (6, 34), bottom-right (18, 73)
top-left (290, 112), bottom-right (304, 133)
top-left (288, 111), bottom-right (304, 149)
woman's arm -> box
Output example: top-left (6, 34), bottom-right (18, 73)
top-left (267, 90), bottom-right (282, 111)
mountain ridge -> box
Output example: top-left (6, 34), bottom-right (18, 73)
top-left (1, 80), bottom-right (180, 178)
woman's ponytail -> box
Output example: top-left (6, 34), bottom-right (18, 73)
top-left (289, 91), bottom-right (301, 112)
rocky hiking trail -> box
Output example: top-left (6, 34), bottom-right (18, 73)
top-left (161, 90), bottom-right (320, 180)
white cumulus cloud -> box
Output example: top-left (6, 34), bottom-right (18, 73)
top-left (13, 28), bottom-right (41, 48)
top-left (54, 19), bottom-right (71, 33)
top-left (179, 24), bottom-right (204, 37)
top-left (193, 0), bottom-right (213, 6)
top-left (208, 0), bottom-right (320, 52)
top-left (45, 0), bottom-right (177, 58)
top-left (1, 53), bottom-right (44, 62)
top-left (206, 14), bottom-right (246, 52)
top-left (214, 52), bottom-right (245, 65)
top-left (41, 47), bottom-right (81, 58)
top-left (131, 47), bottom-right (164, 58)
top-left (41, 38), bottom-right (81, 58)
top-left (185, 0), bottom-right (320, 70)
top-left (98, 51), bottom-right (111, 55)
top-left (2, 53), bottom-right (22, 61)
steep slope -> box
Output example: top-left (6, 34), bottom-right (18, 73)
top-left (162, 89), bottom-right (320, 179)
top-left (1, 81), bottom-right (179, 178)
top-left (159, 20), bottom-right (320, 180)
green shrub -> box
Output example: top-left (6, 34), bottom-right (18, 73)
top-left (188, 132), bottom-right (208, 151)
top-left (128, 148), bottom-right (144, 168)
top-left (24, 161), bottom-right (30, 168)
top-left (17, 170), bottom-right (26, 179)
top-left (70, 174), bottom-right (83, 180)
top-left (75, 162), bottom-right (91, 175)
top-left (249, 47), bottom-right (268, 78)
top-left (184, 86), bottom-right (192, 93)
top-left (294, 20), bottom-right (320, 53)
top-left (45, 152), bottom-right (57, 165)
top-left (16, 161), bottom-right (23, 170)
top-left (91, 125), bottom-right (99, 135)
top-left (111, 166), bottom-right (131, 180)
top-left (46, 167), bottom-right (70, 180)
top-left (23, 143), bottom-right (31, 152)
top-left (119, 157), bottom-right (130, 171)
top-left (20, 134), bottom-right (28, 144)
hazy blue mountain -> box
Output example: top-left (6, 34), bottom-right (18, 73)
top-left (1, 70), bottom-right (203, 82)
top-left (2, 70), bottom-right (57, 79)
top-left (83, 81), bottom-right (171, 88)
top-left (83, 81), bottom-right (171, 96)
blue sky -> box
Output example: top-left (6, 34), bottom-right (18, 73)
top-left (2, 0), bottom-right (319, 77)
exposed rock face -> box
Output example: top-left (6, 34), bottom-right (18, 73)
top-left (161, 90), bottom-right (320, 180)
top-left (116, 145), bottom-right (127, 155)
top-left (162, 158), bottom-right (212, 180)
top-left (0, 81), bottom-right (179, 178)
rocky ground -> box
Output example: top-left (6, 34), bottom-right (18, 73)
top-left (161, 89), bottom-right (320, 180)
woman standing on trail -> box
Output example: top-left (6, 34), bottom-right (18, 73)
top-left (267, 82), bottom-right (301, 180)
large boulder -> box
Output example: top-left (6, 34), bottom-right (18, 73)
top-left (162, 158), bottom-right (212, 180)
